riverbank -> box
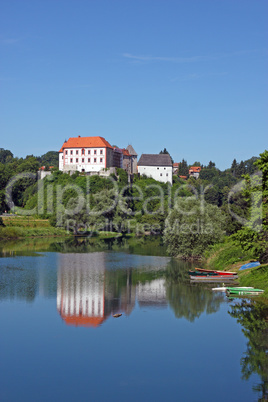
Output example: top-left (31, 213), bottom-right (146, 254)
top-left (0, 216), bottom-right (70, 238)
top-left (203, 239), bottom-right (268, 299)
top-left (0, 216), bottom-right (127, 240)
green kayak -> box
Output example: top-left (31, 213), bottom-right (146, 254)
top-left (226, 288), bottom-right (264, 296)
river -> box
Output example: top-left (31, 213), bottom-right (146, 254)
top-left (0, 237), bottom-right (267, 401)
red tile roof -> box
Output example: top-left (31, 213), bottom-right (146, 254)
top-left (113, 147), bottom-right (131, 156)
top-left (39, 166), bottom-right (54, 170)
top-left (173, 163), bottom-right (180, 167)
top-left (122, 148), bottom-right (131, 157)
top-left (189, 166), bottom-right (201, 172)
top-left (59, 136), bottom-right (112, 152)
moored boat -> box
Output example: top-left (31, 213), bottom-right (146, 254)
top-left (195, 268), bottom-right (237, 276)
top-left (239, 261), bottom-right (260, 271)
top-left (212, 286), bottom-right (253, 292)
top-left (188, 270), bottom-right (219, 277)
top-left (226, 288), bottom-right (264, 296)
top-left (190, 275), bottom-right (237, 281)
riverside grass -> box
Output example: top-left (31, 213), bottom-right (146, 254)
top-left (0, 216), bottom-right (70, 238)
top-left (204, 239), bottom-right (268, 298)
top-left (0, 216), bottom-right (125, 240)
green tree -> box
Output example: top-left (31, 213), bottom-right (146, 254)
top-left (178, 159), bottom-right (188, 177)
top-left (191, 161), bottom-right (201, 167)
top-left (231, 159), bottom-right (238, 177)
top-left (159, 148), bottom-right (174, 163)
top-left (207, 161), bottom-right (216, 169)
top-left (0, 149), bottom-right (13, 164)
top-left (164, 198), bottom-right (225, 258)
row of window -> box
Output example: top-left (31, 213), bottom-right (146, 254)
top-left (67, 158), bottom-right (104, 164)
top-left (65, 149), bottom-right (103, 156)
top-left (143, 167), bottom-right (168, 170)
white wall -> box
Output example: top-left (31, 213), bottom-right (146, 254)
top-left (59, 147), bottom-right (106, 172)
top-left (59, 152), bottom-right (63, 170)
top-left (138, 165), bottom-right (173, 185)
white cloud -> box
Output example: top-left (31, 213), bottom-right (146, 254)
top-left (123, 49), bottom-right (266, 64)
top-left (0, 36), bottom-right (21, 45)
top-left (123, 53), bottom-right (200, 63)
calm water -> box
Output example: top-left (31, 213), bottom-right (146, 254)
top-left (0, 238), bottom-right (266, 402)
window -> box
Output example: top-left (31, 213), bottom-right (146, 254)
top-left (88, 158), bottom-right (90, 163)
top-left (76, 150), bottom-right (78, 155)
top-left (94, 158), bottom-right (97, 163)
top-left (82, 158), bottom-right (84, 163)
top-left (71, 150), bottom-right (73, 155)
top-left (88, 150), bottom-right (90, 154)
top-left (82, 149), bottom-right (85, 155)
top-left (164, 167), bottom-right (166, 170)
top-left (157, 167), bottom-right (159, 170)
top-left (94, 150), bottom-right (97, 155)
top-left (70, 158), bottom-right (73, 163)
top-left (100, 158), bottom-right (103, 163)
top-left (160, 173), bottom-right (162, 176)
top-left (166, 173), bottom-right (168, 177)
top-left (100, 150), bottom-right (103, 155)
top-left (76, 158), bottom-right (78, 163)
top-left (62, 156), bottom-right (63, 160)
top-left (65, 150), bottom-right (68, 155)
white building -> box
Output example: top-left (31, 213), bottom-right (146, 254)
top-left (137, 154), bottom-right (173, 185)
top-left (59, 135), bottom-right (118, 173)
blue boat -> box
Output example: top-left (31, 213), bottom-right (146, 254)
top-left (239, 261), bottom-right (260, 271)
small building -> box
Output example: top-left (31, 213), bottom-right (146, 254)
top-left (173, 162), bottom-right (179, 174)
top-left (137, 154), bottom-right (173, 185)
top-left (189, 166), bottom-right (201, 178)
top-left (38, 166), bottom-right (54, 180)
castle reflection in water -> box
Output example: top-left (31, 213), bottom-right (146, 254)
top-left (57, 252), bottom-right (168, 328)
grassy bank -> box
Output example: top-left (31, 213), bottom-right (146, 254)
top-left (0, 216), bottom-right (70, 239)
top-left (0, 216), bottom-right (130, 240)
top-left (203, 239), bottom-right (268, 298)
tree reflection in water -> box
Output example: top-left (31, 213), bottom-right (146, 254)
top-left (229, 300), bottom-right (268, 401)
top-left (165, 260), bottom-right (225, 322)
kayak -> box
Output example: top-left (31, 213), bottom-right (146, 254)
top-left (212, 286), bottom-right (253, 292)
top-left (195, 268), bottom-right (237, 276)
top-left (226, 288), bottom-right (264, 296)
top-left (189, 270), bottom-right (219, 277)
top-left (239, 261), bottom-right (260, 271)
top-left (190, 275), bottom-right (237, 281)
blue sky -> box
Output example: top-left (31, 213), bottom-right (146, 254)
top-left (0, 0), bottom-right (267, 169)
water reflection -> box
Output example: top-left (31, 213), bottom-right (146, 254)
top-left (137, 279), bottom-right (167, 308)
top-left (56, 252), bottom-right (225, 327)
top-left (57, 253), bottom-right (106, 327)
top-left (56, 252), bottom-right (170, 326)
top-left (0, 247), bottom-right (226, 326)
top-left (165, 261), bottom-right (225, 322)
top-left (229, 300), bottom-right (268, 401)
